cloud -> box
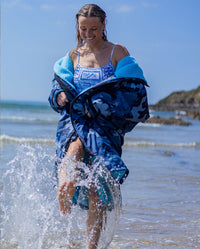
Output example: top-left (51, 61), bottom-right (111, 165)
top-left (40, 4), bottom-right (54, 11)
top-left (3, 0), bottom-right (20, 8)
top-left (66, 3), bottom-right (81, 11)
top-left (115, 4), bottom-right (135, 13)
top-left (141, 2), bottom-right (158, 8)
top-left (114, 2), bottom-right (158, 14)
top-left (3, 0), bottom-right (33, 10)
top-left (40, 2), bottom-right (79, 13)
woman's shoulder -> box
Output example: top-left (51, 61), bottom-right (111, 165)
top-left (112, 44), bottom-right (130, 68)
top-left (69, 48), bottom-right (79, 67)
top-left (69, 49), bottom-right (78, 59)
top-left (114, 44), bottom-right (130, 59)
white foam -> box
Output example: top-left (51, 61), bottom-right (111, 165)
top-left (1, 116), bottom-right (58, 123)
top-left (0, 134), bottom-right (54, 145)
top-left (124, 140), bottom-right (200, 148)
top-left (1, 144), bottom-right (121, 249)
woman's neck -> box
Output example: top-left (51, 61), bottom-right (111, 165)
top-left (84, 40), bottom-right (108, 53)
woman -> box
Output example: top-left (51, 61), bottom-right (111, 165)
top-left (49, 4), bottom-right (149, 249)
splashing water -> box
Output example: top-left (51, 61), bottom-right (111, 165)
top-left (1, 144), bottom-right (121, 249)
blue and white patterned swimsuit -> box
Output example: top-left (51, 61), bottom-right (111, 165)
top-left (73, 45), bottom-right (116, 93)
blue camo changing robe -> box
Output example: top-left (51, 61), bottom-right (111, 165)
top-left (49, 53), bottom-right (150, 209)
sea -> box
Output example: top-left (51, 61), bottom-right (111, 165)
top-left (0, 100), bottom-right (200, 249)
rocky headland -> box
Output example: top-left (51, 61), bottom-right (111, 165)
top-left (147, 85), bottom-right (200, 125)
top-left (146, 116), bottom-right (191, 126)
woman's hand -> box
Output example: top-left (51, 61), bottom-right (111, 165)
top-left (57, 91), bottom-right (68, 106)
top-left (85, 109), bottom-right (91, 118)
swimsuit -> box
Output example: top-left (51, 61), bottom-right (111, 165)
top-left (73, 45), bottom-right (116, 93)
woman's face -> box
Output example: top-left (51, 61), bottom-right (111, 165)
top-left (78, 16), bottom-right (105, 46)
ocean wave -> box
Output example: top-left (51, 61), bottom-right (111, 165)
top-left (0, 135), bottom-right (55, 145)
top-left (137, 122), bottom-right (161, 127)
top-left (0, 100), bottom-right (50, 109)
top-left (1, 116), bottom-right (58, 123)
top-left (1, 134), bottom-right (199, 148)
top-left (124, 140), bottom-right (200, 148)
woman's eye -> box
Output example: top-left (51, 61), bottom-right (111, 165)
top-left (80, 27), bottom-right (97, 31)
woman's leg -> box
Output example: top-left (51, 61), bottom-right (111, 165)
top-left (58, 137), bottom-right (84, 215)
top-left (58, 138), bottom-right (105, 247)
top-left (86, 184), bottom-right (106, 249)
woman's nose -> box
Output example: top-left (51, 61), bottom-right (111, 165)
top-left (86, 30), bottom-right (92, 37)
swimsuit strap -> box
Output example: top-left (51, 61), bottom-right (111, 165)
top-left (110, 44), bottom-right (117, 63)
top-left (77, 48), bottom-right (81, 64)
top-left (77, 44), bottom-right (116, 65)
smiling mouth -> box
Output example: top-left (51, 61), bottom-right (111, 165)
top-left (86, 37), bottom-right (95, 41)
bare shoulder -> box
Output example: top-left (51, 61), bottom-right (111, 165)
top-left (112, 44), bottom-right (130, 67)
top-left (69, 49), bottom-right (78, 66)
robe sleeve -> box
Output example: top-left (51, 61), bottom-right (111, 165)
top-left (48, 53), bottom-right (77, 113)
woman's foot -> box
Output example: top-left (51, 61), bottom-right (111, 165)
top-left (58, 181), bottom-right (75, 215)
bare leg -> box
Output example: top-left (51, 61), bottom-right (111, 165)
top-left (58, 138), bottom-right (84, 215)
top-left (87, 185), bottom-right (106, 249)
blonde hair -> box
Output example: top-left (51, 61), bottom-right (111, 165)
top-left (75, 4), bottom-right (107, 48)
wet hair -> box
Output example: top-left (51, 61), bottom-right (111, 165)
top-left (75, 4), bottom-right (107, 48)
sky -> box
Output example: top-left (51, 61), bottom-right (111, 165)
top-left (1, 0), bottom-right (200, 104)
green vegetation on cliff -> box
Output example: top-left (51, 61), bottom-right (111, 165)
top-left (149, 85), bottom-right (200, 121)
top-left (155, 86), bottom-right (200, 108)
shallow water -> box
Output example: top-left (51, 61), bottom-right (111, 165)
top-left (109, 146), bottom-right (200, 249)
top-left (1, 101), bottom-right (200, 248)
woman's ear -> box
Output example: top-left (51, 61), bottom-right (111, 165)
top-left (103, 20), bottom-right (106, 29)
